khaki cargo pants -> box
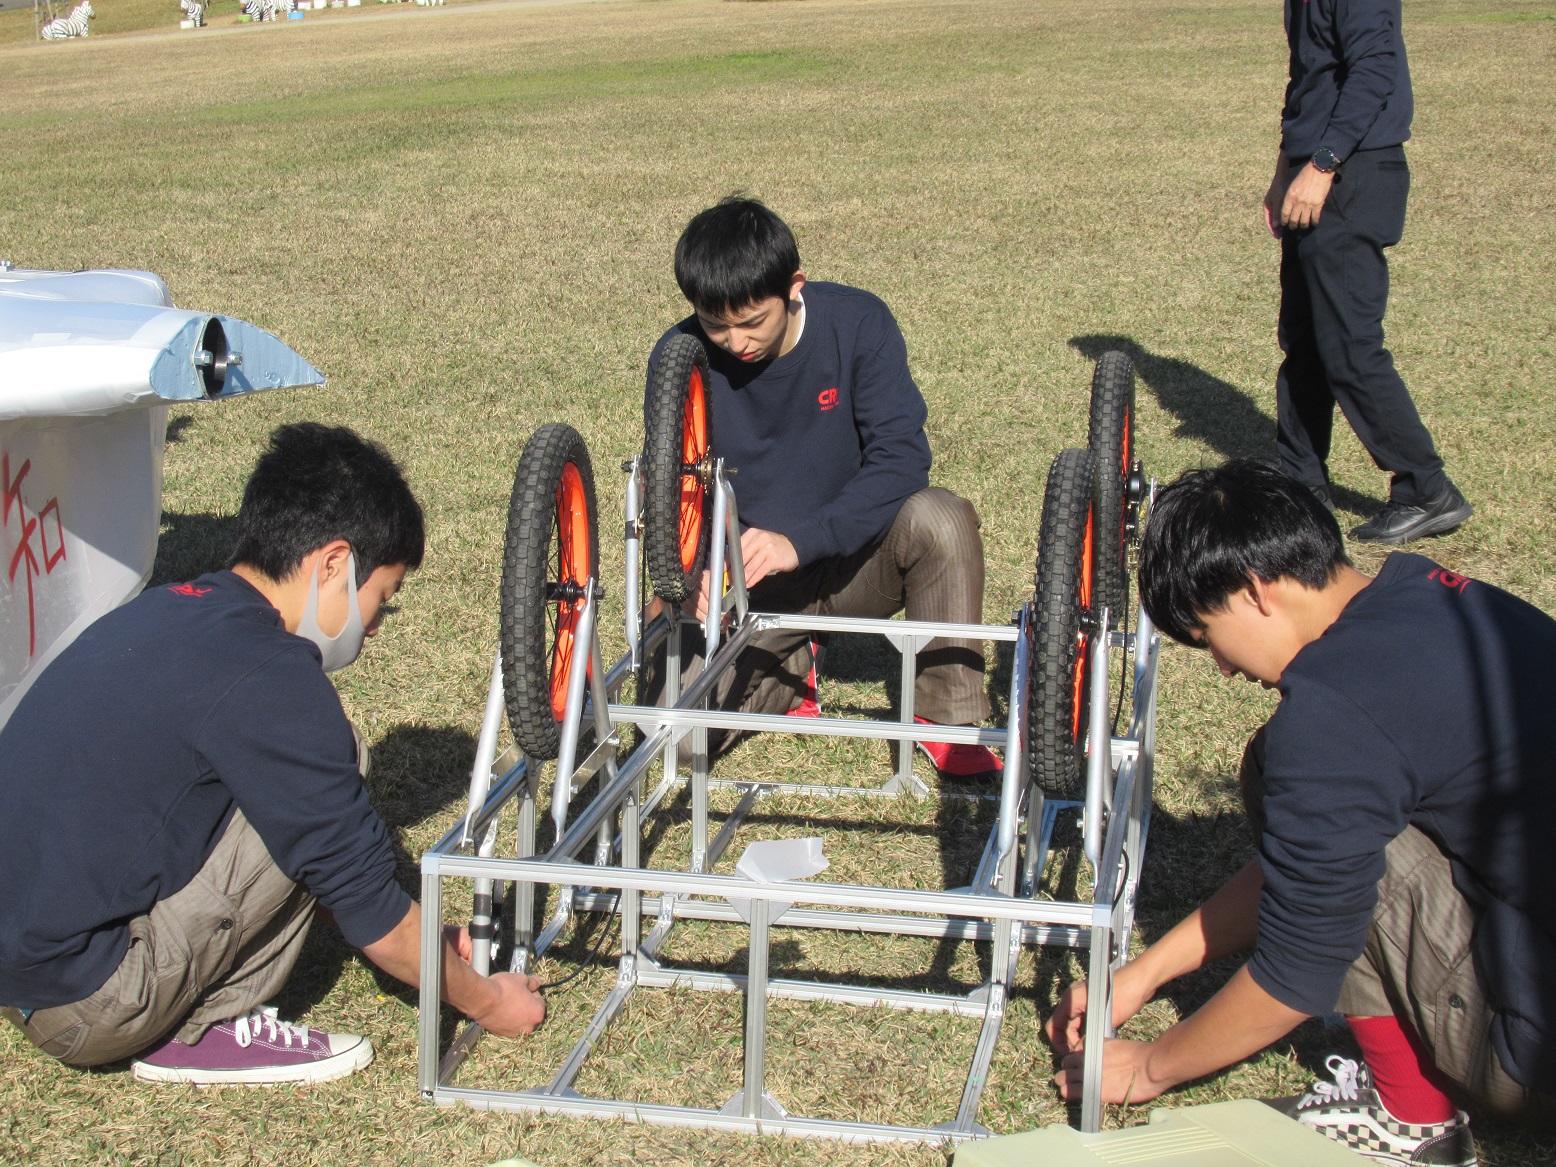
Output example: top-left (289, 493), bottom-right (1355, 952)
top-left (1240, 728), bottom-right (1554, 1123)
top-left (2, 733), bottom-right (372, 1066)
top-left (4, 808), bottom-right (317, 1067)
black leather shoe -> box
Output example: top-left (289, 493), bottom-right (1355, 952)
top-left (1350, 482), bottom-right (1473, 544)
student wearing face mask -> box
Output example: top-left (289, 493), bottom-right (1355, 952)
top-left (0, 423), bottom-right (544, 1086)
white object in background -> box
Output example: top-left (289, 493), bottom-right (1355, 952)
top-left (0, 266), bottom-right (325, 730)
top-left (728, 838), bottom-right (828, 925)
top-left (40, 0), bottom-right (92, 39)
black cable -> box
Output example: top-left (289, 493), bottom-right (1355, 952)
top-left (535, 891), bottom-right (622, 990)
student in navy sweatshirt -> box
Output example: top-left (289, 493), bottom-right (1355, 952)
top-left (1048, 461), bottom-right (1553, 1166)
top-left (644, 197), bottom-right (997, 776)
top-left (0, 424), bottom-right (543, 1085)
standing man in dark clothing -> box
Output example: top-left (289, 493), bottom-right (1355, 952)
top-left (1047, 462), bottom-right (1553, 1166)
top-left (1265, 0), bottom-right (1471, 544)
top-left (0, 424), bottom-right (544, 1085)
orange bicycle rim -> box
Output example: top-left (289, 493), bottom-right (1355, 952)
top-left (677, 367), bottom-right (709, 572)
top-left (549, 461), bottom-right (593, 721)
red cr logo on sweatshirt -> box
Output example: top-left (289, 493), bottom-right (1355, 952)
top-left (1428, 568), bottom-right (1470, 595)
top-left (169, 583), bottom-right (213, 598)
top-left (817, 388), bottom-right (839, 412)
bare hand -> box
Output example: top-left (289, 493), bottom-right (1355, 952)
top-left (1045, 962), bottom-right (1155, 1056)
top-left (738, 527), bottom-right (798, 589)
top-left (471, 971), bottom-right (546, 1037)
top-left (443, 924), bottom-right (473, 963)
top-left (1053, 1038), bottom-right (1166, 1104)
top-left (1280, 163), bottom-right (1334, 231)
top-left (1263, 155), bottom-right (1290, 239)
top-left (692, 568), bottom-right (717, 621)
top-left (1262, 186), bottom-right (1283, 239)
top-left (692, 527), bottom-right (799, 619)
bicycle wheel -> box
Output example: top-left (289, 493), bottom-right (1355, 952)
top-left (1028, 447), bottom-right (1101, 800)
top-left (1086, 350), bottom-right (1136, 626)
top-left (500, 423), bottom-right (599, 761)
top-left (643, 332), bottom-right (712, 603)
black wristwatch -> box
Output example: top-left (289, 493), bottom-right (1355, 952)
top-left (1311, 146), bottom-right (1341, 174)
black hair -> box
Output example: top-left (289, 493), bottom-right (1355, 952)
top-left (673, 196), bottom-right (802, 317)
top-left (229, 422), bottom-right (425, 586)
top-left (1137, 460), bottom-right (1349, 646)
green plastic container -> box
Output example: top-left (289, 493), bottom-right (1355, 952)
top-left (954, 1100), bottom-right (1366, 1166)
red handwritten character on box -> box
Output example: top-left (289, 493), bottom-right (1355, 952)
top-left (3, 452), bottom-right (68, 658)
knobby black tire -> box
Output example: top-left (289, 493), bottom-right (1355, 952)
top-left (643, 332), bottom-right (712, 603)
top-left (1087, 350), bottom-right (1136, 627)
top-left (1028, 447), bottom-right (1101, 801)
top-left (500, 423), bottom-right (599, 761)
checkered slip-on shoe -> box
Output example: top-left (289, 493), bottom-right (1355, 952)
top-left (1263, 1055), bottom-right (1477, 1166)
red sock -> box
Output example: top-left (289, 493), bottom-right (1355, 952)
top-left (1347, 1014), bottom-right (1457, 1124)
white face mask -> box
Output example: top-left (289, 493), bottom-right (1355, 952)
top-left (296, 550), bottom-right (365, 673)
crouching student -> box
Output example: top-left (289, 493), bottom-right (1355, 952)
top-left (1047, 460), bottom-right (1554, 1165)
top-left (0, 423), bottom-right (544, 1085)
top-left (644, 196), bottom-right (998, 776)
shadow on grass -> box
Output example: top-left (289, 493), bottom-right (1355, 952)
top-left (342, 722), bottom-right (490, 1042)
top-left (148, 511), bottom-right (238, 587)
top-left (164, 414), bottom-right (194, 445)
top-left (227, 716), bottom-right (483, 1047)
top-left (1067, 333), bottom-right (1382, 515)
top-left (359, 722), bottom-right (644, 1044)
top-left (1069, 333), bottom-right (1271, 463)
top-left (1027, 793), bottom-right (1375, 1098)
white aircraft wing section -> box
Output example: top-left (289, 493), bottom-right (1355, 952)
top-left (0, 265), bottom-right (325, 728)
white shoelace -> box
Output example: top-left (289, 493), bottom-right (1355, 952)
top-left (232, 1009), bottom-right (311, 1049)
top-left (1297, 1054), bottom-right (1365, 1109)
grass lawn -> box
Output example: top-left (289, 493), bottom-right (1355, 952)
top-left (3, 0), bottom-right (1555, 1163)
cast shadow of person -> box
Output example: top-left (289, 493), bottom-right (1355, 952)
top-left (147, 511), bottom-right (237, 586)
top-left (824, 632), bottom-right (1010, 990)
top-left (1067, 333), bottom-right (1381, 515)
top-left (274, 723), bottom-right (482, 1025)
top-left (1025, 784), bottom-right (1369, 1110)
top-left (147, 417), bottom-right (232, 588)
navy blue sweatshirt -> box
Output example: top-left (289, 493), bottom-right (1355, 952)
top-left (0, 571), bottom-right (410, 1010)
top-left (1252, 554), bottom-right (1556, 1090)
top-left (1282, 0), bottom-right (1412, 161)
top-left (648, 282), bottom-right (931, 567)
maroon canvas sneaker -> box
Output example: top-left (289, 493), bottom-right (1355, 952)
top-left (913, 716), bottom-right (1001, 778)
top-left (131, 1008), bottom-right (372, 1085)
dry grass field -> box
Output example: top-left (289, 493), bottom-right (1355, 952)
top-left (3, 0), bottom-right (1555, 1163)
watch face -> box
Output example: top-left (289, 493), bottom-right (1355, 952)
top-left (1313, 147), bottom-right (1340, 173)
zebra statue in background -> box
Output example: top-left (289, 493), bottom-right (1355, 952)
top-left (179, 0), bottom-right (204, 26)
top-left (241, 0), bottom-right (279, 20)
top-left (40, 0), bottom-right (93, 38)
